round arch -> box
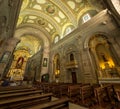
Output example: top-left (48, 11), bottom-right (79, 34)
top-left (14, 26), bottom-right (50, 77)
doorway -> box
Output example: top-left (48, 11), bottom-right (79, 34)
top-left (71, 72), bottom-right (77, 83)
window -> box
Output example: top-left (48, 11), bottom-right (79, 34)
top-left (70, 53), bottom-right (74, 61)
top-left (54, 36), bottom-right (59, 43)
top-left (65, 27), bottom-right (72, 36)
top-left (82, 13), bottom-right (91, 23)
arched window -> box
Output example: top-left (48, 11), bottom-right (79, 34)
top-left (54, 36), bottom-right (59, 43)
top-left (65, 27), bottom-right (72, 36)
top-left (82, 13), bottom-right (91, 23)
top-left (70, 53), bottom-right (74, 61)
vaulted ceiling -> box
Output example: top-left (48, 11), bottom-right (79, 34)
top-left (17, 0), bottom-right (102, 40)
top-left (15, 0), bottom-right (103, 56)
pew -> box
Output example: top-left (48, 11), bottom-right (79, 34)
top-left (27, 98), bottom-right (70, 109)
top-left (0, 88), bottom-right (36, 95)
top-left (105, 84), bottom-right (117, 102)
top-left (93, 84), bottom-right (116, 108)
top-left (0, 85), bottom-right (32, 91)
top-left (0, 90), bottom-right (42, 100)
top-left (0, 93), bottom-right (53, 109)
top-left (80, 85), bottom-right (95, 107)
top-left (67, 85), bottom-right (81, 103)
top-left (60, 84), bottom-right (69, 97)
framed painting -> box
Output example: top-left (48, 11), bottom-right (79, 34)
top-left (43, 58), bottom-right (47, 67)
top-left (0, 51), bottom-right (11, 63)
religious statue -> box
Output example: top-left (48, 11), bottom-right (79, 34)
top-left (16, 57), bottom-right (24, 69)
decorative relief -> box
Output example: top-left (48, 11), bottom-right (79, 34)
top-left (37, 19), bottom-right (46, 26)
top-left (46, 4), bottom-right (56, 14)
top-left (65, 0), bottom-right (87, 14)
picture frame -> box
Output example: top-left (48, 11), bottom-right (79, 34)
top-left (43, 58), bottom-right (47, 67)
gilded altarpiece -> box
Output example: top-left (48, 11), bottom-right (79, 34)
top-left (7, 50), bottom-right (30, 81)
top-left (89, 35), bottom-right (120, 82)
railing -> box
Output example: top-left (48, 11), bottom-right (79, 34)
top-left (66, 60), bottom-right (78, 69)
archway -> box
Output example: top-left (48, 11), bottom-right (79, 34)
top-left (89, 34), bottom-right (120, 79)
top-left (14, 26), bottom-right (50, 81)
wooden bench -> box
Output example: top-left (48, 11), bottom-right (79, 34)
top-left (0, 93), bottom-right (53, 109)
top-left (0, 90), bottom-right (42, 100)
top-left (60, 84), bottom-right (69, 97)
top-left (94, 85), bottom-right (110, 107)
top-left (67, 85), bottom-right (81, 103)
top-left (0, 85), bottom-right (32, 91)
top-left (0, 88), bottom-right (36, 95)
top-left (80, 85), bottom-right (95, 106)
top-left (27, 98), bottom-right (70, 109)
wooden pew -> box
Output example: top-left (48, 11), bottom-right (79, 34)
top-left (0, 88), bottom-right (36, 95)
top-left (67, 85), bottom-right (81, 103)
top-left (94, 86), bottom-right (105, 106)
top-left (80, 85), bottom-right (95, 106)
top-left (0, 90), bottom-right (42, 100)
top-left (94, 85), bottom-right (110, 107)
top-left (105, 84), bottom-right (117, 102)
top-left (0, 93), bottom-right (53, 109)
top-left (0, 85), bottom-right (32, 91)
top-left (60, 84), bottom-right (69, 97)
top-left (27, 98), bottom-right (70, 109)
top-left (80, 85), bottom-right (94, 104)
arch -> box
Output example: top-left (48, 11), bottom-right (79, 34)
top-left (14, 26), bottom-right (50, 76)
top-left (17, 23), bottom-right (51, 40)
top-left (84, 32), bottom-right (111, 49)
top-left (88, 34), bottom-right (120, 79)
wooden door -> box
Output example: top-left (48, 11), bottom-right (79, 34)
top-left (71, 72), bottom-right (77, 83)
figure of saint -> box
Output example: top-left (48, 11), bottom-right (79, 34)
top-left (16, 57), bottom-right (24, 69)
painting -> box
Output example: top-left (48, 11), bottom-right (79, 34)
top-left (0, 51), bottom-right (11, 63)
top-left (43, 58), bottom-right (47, 67)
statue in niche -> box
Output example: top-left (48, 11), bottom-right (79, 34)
top-left (16, 57), bottom-right (24, 69)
